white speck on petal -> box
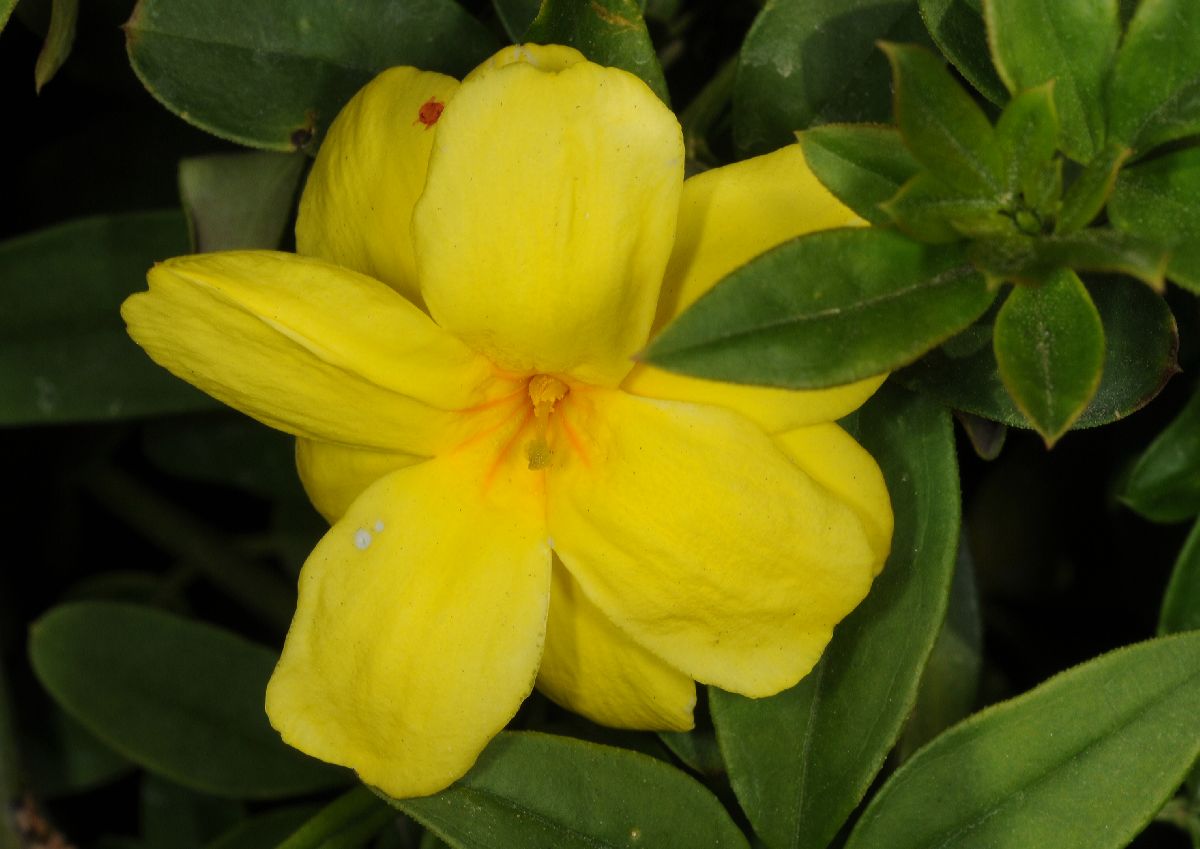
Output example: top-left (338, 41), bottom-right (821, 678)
top-left (354, 529), bottom-right (373, 550)
top-left (373, 519), bottom-right (385, 532)
top-left (547, 536), bottom-right (555, 549)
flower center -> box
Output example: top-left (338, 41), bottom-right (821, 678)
top-left (525, 374), bottom-right (569, 470)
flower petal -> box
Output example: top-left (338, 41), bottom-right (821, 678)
top-left (296, 67), bottom-right (459, 306)
top-left (547, 389), bottom-right (884, 697)
top-left (414, 46), bottom-right (684, 385)
top-left (625, 143), bottom-right (883, 429)
top-left (537, 561), bottom-right (696, 732)
top-left (296, 439), bottom-right (421, 523)
top-left (266, 448), bottom-right (551, 798)
top-left (122, 251), bottom-right (503, 453)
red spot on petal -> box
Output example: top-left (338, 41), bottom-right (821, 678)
top-left (417, 98), bottom-right (444, 128)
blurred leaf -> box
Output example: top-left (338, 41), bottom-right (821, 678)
top-left (658, 728), bottom-right (726, 778)
top-left (1122, 385), bottom-right (1200, 523)
top-left (276, 786), bottom-right (395, 849)
top-left (33, 0), bottom-right (76, 91)
top-left (644, 228), bottom-right (994, 389)
top-left (983, 0), bottom-right (1119, 163)
top-left (904, 275), bottom-right (1177, 430)
top-left (844, 632), bottom-right (1200, 849)
top-left (142, 775), bottom-right (243, 849)
top-left (29, 602), bottom-right (348, 799)
top-left (956, 411), bottom-right (1006, 459)
top-left (917, 0), bottom-right (1006, 104)
top-left (20, 697), bottom-right (132, 798)
top-left (125, 0), bottom-right (498, 151)
top-left (993, 269), bottom-right (1105, 445)
top-left (491, 0), bottom-right (540, 41)
top-left (1161, 519), bottom-right (1200, 635)
top-left (711, 384), bottom-right (960, 849)
top-left (0, 0), bottom-right (17, 34)
top-left (1109, 145), bottom-right (1200, 293)
top-left (1107, 0), bottom-right (1200, 153)
top-left (682, 56), bottom-right (736, 167)
top-left (204, 805), bottom-right (319, 849)
top-left (179, 151), bottom-right (305, 252)
top-left (969, 229), bottom-right (1170, 289)
top-left (395, 732), bottom-right (750, 849)
top-left (797, 124), bottom-right (919, 226)
top-left (898, 542), bottom-right (982, 759)
top-left (1055, 142), bottom-right (1130, 235)
top-left (0, 211), bottom-right (216, 425)
top-left (525, 0), bottom-right (667, 103)
top-left (882, 42), bottom-right (1003, 197)
top-left (734, 0), bottom-right (928, 156)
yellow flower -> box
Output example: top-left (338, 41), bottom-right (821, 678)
top-left (121, 44), bottom-right (893, 799)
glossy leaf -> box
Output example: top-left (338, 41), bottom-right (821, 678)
top-left (1055, 142), bottom-right (1130, 235)
top-left (179, 151), bottom-right (305, 253)
top-left (845, 632), bottom-right (1200, 849)
top-left (1109, 145), bottom-right (1200, 293)
top-left (734, 0), bottom-right (928, 155)
top-left (644, 228), bottom-right (995, 389)
top-left (395, 732), bottom-right (749, 849)
top-left (125, 0), bottom-right (498, 151)
top-left (0, 211), bottom-right (215, 425)
top-left (882, 42), bottom-right (1003, 197)
top-left (917, 0), bottom-right (1006, 104)
top-left (276, 787), bottom-right (395, 849)
top-left (969, 229), bottom-right (1170, 290)
top-left (204, 806), bottom-right (318, 849)
top-left (797, 124), bottom-right (919, 226)
top-left (711, 384), bottom-right (960, 849)
top-left (1107, 0), bottom-right (1200, 152)
top-left (993, 269), bottom-right (1105, 444)
top-left (984, 0), bottom-right (1119, 163)
top-left (525, 0), bottom-right (668, 104)
top-left (34, 0), bottom-right (77, 91)
top-left (491, 0), bottom-right (541, 41)
top-left (29, 602), bottom-right (347, 799)
top-left (1161, 519), bottom-right (1200, 635)
top-left (1121, 386), bottom-right (1200, 523)
top-left (902, 274), bottom-right (1178, 430)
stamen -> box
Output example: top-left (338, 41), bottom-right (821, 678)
top-left (526, 375), bottom-right (569, 471)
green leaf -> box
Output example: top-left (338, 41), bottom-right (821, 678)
top-left (902, 274), bottom-right (1178, 430)
top-left (983, 0), bottom-right (1119, 163)
top-left (797, 124), bottom-right (919, 227)
top-left (1107, 0), bottom-right (1200, 152)
top-left (1109, 145), bottom-right (1200, 293)
top-left (0, 0), bottom-right (18, 35)
top-left (28, 602), bottom-right (348, 799)
top-left (658, 728), bottom-right (726, 778)
top-left (1055, 142), bottom-right (1130, 234)
top-left (33, 0), bottom-right (76, 91)
top-left (1161, 519), bottom-right (1200, 635)
top-left (710, 384), bottom-right (960, 849)
top-left (844, 632), bottom-right (1200, 849)
top-left (0, 211), bottom-right (216, 425)
top-left (276, 787), bottom-right (395, 849)
top-left (1121, 386), bottom-right (1200, 523)
top-left (644, 228), bottom-right (995, 390)
top-left (491, 0), bottom-right (541, 41)
top-left (394, 732), bottom-right (750, 849)
top-left (525, 0), bottom-right (668, 104)
top-left (204, 806), bottom-right (318, 849)
top-left (125, 0), bottom-right (498, 151)
top-left (179, 151), bottom-right (305, 252)
top-left (917, 0), bottom-right (1007, 104)
top-left (993, 269), bottom-right (1105, 444)
top-left (141, 775), bottom-right (243, 849)
top-left (994, 83), bottom-right (1059, 203)
top-left (969, 229), bottom-right (1170, 289)
top-left (882, 172), bottom-right (1011, 242)
top-left (882, 42), bottom-right (1004, 197)
top-left (734, 0), bottom-right (928, 156)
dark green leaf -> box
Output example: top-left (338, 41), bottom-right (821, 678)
top-left (983, 0), bottom-right (1119, 163)
top-left (658, 729), bottom-right (726, 778)
top-left (882, 172), bottom-right (1011, 242)
top-left (395, 732), bottom-right (749, 849)
top-left (21, 699), bottom-right (133, 798)
top-left (993, 269), bottom-right (1105, 444)
top-left (204, 806), bottom-right (319, 849)
top-left (682, 56), bottom-right (736, 167)
top-left (970, 229), bottom-right (1170, 289)
top-left (882, 42), bottom-right (1004, 197)
top-left (956, 411), bottom-right (1007, 459)
top-left (1110, 145), bottom-right (1200, 293)
top-left (525, 0), bottom-right (667, 104)
top-left (994, 83), bottom-right (1059, 202)
top-left (644, 228), bottom-right (995, 389)
top-left (1161, 519), bottom-right (1200, 635)
top-left (277, 787), bottom-right (395, 849)
top-left (0, 212), bottom-right (216, 425)
top-left (711, 384), bottom-right (960, 849)
top-left (141, 775), bottom-right (243, 849)
top-left (845, 632), bottom-right (1200, 849)
top-left (33, 0), bottom-right (76, 91)
top-left (125, 0), bottom-right (498, 151)
top-left (797, 124), bottom-right (919, 226)
top-left (1121, 386), bottom-right (1200, 523)
top-left (29, 602), bottom-right (347, 798)
top-left (917, 0), bottom-right (1007, 104)
top-left (1107, 0), bottom-right (1200, 152)
top-left (1056, 142), bottom-right (1130, 234)
top-left (491, 0), bottom-right (541, 41)
top-left (902, 274), bottom-right (1178, 429)
top-left (734, 0), bottom-right (928, 156)
top-left (179, 151), bottom-right (305, 252)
